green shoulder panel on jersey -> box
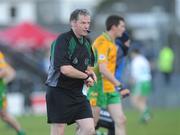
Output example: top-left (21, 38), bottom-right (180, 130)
top-left (93, 48), bottom-right (98, 66)
top-left (50, 36), bottom-right (93, 65)
top-left (84, 39), bottom-right (91, 57)
top-left (50, 36), bottom-right (76, 61)
top-left (50, 40), bottom-right (57, 62)
top-left (68, 37), bottom-right (77, 59)
top-left (92, 48), bottom-right (102, 80)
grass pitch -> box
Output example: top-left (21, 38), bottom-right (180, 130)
top-left (0, 109), bottom-right (179, 135)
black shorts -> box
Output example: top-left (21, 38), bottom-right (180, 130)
top-left (46, 86), bottom-right (93, 125)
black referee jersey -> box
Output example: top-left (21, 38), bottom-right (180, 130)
top-left (46, 30), bottom-right (94, 93)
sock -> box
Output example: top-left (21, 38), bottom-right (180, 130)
top-left (17, 130), bottom-right (25, 135)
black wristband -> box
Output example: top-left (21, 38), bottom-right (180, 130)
top-left (83, 74), bottom-right (90, 80)
top-left (115, 84), bottom-right (123, 91)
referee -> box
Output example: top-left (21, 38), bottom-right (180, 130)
top-left (45, 9), bottom-right (96, 135)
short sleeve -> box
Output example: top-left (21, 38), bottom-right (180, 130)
top-left (86, 38), bottom-right (95, 67)
top-left (94, 41), bottom-right (109, 64)
top-left (0, 52), bottom-right (4, 59)
top-left (90, 47), bottom-right (95, 66)
top-left (0, 52), bottom-right (7, 68)
top-left (52, 35), bottom-right (71, 70)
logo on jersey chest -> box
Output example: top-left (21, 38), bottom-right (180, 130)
top-left (72, 57), bottom-right (78, 64)
top-left (72, 57), bottom-right (89, 66)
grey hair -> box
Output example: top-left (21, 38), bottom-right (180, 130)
top-left (70, 9), bottom-right (90, 22)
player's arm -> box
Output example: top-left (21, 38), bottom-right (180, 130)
top-left (4, 63), bottom-right (16, 83)
top-left (0, 59), bottom-right (8, 78)
top-left (0, 58), bottom-right (15, 83)
top-left (99, 63), bottom-right (120, 86)
top-left (99, 63), bottom-right (130, 98)
top-left (0, 69), bottom-right (7, 79)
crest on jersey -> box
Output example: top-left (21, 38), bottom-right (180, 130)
top-left (99, 54), bottom-right (106, 60)
top-left (72, 57), bottom-right (78, 64)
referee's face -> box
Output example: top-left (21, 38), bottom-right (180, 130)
top-left (73, 15), bottom-right (91, 37)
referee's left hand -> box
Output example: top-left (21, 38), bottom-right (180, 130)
top-left (85, 70), bottom-right (97, 82)
top-left (84, 76), bottom-right (94, 87)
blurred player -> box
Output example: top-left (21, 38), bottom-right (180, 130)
top-left (115, 31), bottom-right (130, 82)
top-left (130, 49), bottom-right (152, 123)
top-left (0, 51), bottom-right (25, 135)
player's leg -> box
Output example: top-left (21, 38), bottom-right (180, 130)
top-left (107, 92), bottom-right (126, 135)
top-left (131, 81), bottom-right (147, 111)
top-left (88, 90), bottom-right (101, 127)
top-left (76, 118), bottom-right (95, 135)
top-left (131, 95), bottom-right (143, 111)
top-left (139, 96), bottom-right (151, 122)
top-left (50, 123), bottom-right (65, 135)
top-left (91, 106), bottom-right (101, 127)
top-left (0, 96), bottom-right (25, 135)
top-left (87, 81), bottom-right (104, 130)
top-left (0, 111), bottom-right (23, 132)
top-left (108, 103), bottom-right (126, 135)
top-left (131, 81), bottom-right (151, 123)
top-left (131, 95), bottom-right (150, 122)
top-left (75, 97), bottom-right (95, 135)
top-left (75, 106), bottom-right (100, 135)
top-left (139, 81), bottom-right (152, 122)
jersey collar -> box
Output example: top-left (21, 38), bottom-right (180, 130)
top-left (102, 32), bottom-right (114, 44)
top-left (70, 29), bottom-right (85, 46)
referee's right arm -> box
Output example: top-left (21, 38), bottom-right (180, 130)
top-left (52, 36), bottom-right (89, 80)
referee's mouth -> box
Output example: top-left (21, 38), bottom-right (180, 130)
top-left (82, 30), bottom-right (89, 35)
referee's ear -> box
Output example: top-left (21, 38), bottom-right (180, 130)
top-left (70, 20), bottom-right (76, 29)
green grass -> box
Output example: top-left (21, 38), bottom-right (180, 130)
top-left (0, 109), bottom-right (179, 135)
top-left (126, 109), bottom-right (180, 135)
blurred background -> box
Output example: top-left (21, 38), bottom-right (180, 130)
top-left (0, 0), bottom-right (179, 135)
